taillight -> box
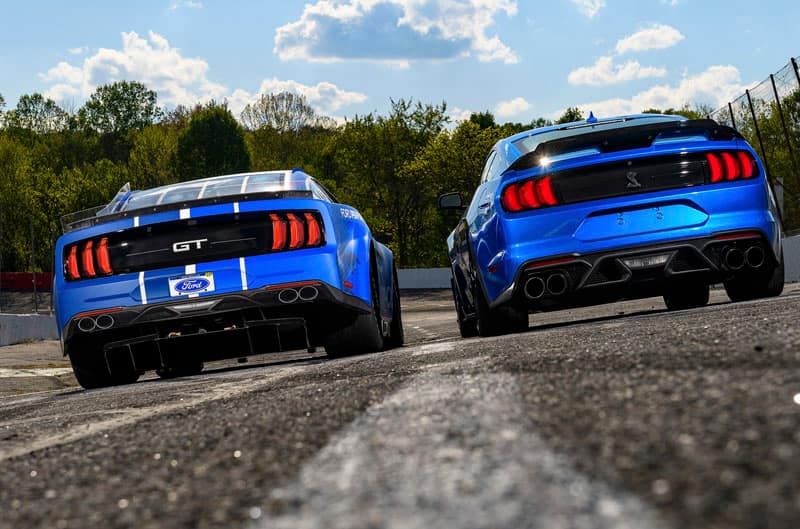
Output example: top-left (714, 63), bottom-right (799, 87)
top-left (270, 214), bottom-right (287, 250)
top-left (65, 237), bottom-right (115, 281)
top-left (95, 238), bottom-right (112, 275)
top-left (269, 212), bottom-right (324, 252)
top-left (67, 246), bottom-right (80, 280)
top-left (81, 241), bottom-right (96, 278)
top-left (305, 213), bottom-right (322, 246)
top-left (706, 150), bottom-right (758, 183)
top-left (501, 176), bottom-right (560, 213)
top-left (286, 213), bottom-right (305, 249)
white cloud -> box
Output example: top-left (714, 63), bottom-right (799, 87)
top-left (495, 97), bottom-right (531, 118)
top-left (661, 0), bottom-right (681, 6)
top-left (572, 65), bottom-right (749, 117)
top-left (39, 31), bottom-right (366, 118)
top-left (615, 24), bottom-right (684, 54)
top-left (567, 56), bottom-right (667, 86)
top-left (68, 46), bottom-right (89, 55)
top-left (571, 0), bottom-right (606, 18)
top-left (448, 107), bottom-right (473, 122)
top-left (274, 0), bottom-right (519, 65)
top-left (169, 0), bottom-right (203, 10)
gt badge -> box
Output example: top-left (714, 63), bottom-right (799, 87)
top-left (172, 238), bottom-right (208, 253)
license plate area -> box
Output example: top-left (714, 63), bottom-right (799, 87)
top-left (169, 272), bottom-right (216, 297)
top-left (622, 253), bottom-right (671, 270)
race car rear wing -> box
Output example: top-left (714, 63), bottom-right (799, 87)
top-left (507, 119), bottom-right (744, 173)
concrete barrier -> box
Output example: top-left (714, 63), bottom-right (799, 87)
top-left (785, 234), bottom-right (800, 282)
top-left (0, 314), bottom-right (58, 347)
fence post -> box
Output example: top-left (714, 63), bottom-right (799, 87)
top-left (770, 73), bottom-right (800, 189)
top-left (792, 57), bottom-right (800, 88)
top-left (728, 102), bottom-right (737, 130)
top-left (745, 89), bottom-right (773, 180)
top-left (30, 215), bottom-right (38, 314)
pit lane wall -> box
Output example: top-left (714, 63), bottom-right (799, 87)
top-left (2, 234), bottom-right (800, 346)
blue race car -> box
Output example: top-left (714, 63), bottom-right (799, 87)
top-left (439, 114), bottom-right (784, 337)
top-left (55, 169), bottom-right (403, 388)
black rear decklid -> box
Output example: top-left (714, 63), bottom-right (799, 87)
top-left (508, 119), bottom-right (743, 173)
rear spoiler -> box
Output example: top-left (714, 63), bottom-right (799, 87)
top-left (507, 119), bottom-right (744, 173)
top-left (61, 190), bottom-right (314, 233)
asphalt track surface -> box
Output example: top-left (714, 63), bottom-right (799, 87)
top-left (1, 286), bottom-right (800, 528)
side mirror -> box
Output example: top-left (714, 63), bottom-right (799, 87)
top-left (438, 192), bottom-right (466, 210)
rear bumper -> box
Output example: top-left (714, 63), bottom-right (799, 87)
top-left (63, 281), bottom-right (369, 373)
top-left (495, 230), bottom-right (779, 310)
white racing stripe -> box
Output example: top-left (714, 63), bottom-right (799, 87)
top-left (185, 264), bottom-right (198, 298)
top-left (234, 201), bottom-right (240, 214)
top-left (138, 271), bottom-right (147, 305)
top-left (240, 257), bottom-right (248, 291)
top-left (180, 208), bottom-right (191, 220)
top-left (133, 216), bottom-right (140, 227)
top-left (260, 370), bottom-right (667, 529)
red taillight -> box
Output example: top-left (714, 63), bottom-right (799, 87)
top-left (721, 152), bottom-right (740, 181)
top-left (271, 214), bottom-right (287, 250)
top-left (81, 241), bottom-right (96, 278)
top-left (95, 238), bottom-right (112, 275)
top-left (305, 213), bottom-right (322, 247)
top-left (706, 153), bottom-right (724, 183)
top-left (67, 245), bottom-right (80, 280)
top-left (501, 183), bottom-right (523, 212)
top-left (737, 151), bottom-right (755, 178)
top-left (286, 213), bottom-right (305, 249)
top-left (536, 176), bottom-right (558, 206)
top-left (707, 150), bottom-right (758, 183)
top-left (501, 176), bottom-right (559, 213)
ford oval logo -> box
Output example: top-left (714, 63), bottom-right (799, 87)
top-left (174, 278), bottom-right (211, 293)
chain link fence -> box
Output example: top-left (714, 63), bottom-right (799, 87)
top-left (709, 56), bottom-right (800, 233)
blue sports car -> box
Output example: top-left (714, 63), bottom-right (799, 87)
top-left (439, 114), bottom-right (784, 337)
top-left (55, 169), bottom-right (403, 388)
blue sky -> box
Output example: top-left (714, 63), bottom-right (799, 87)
top-left (1, 0), bottom-right (798, 122)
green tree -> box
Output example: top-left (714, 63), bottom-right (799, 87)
top-left (176, 104), bottom-right (251, 181)
top-left (326, 99), bottom-right (448, 266)
top-left (80, 81), bottom-right (161, 135)
top-left (468, 111), bottom-right (497, 130)
top-left (128, 124), bottom-right (179, 189)
top-left (4, 93), bottom-right (68, 134)
top-left (241, 92), bottom-right (333, 132)
top-left (555, 107), bottom-right (584, 124)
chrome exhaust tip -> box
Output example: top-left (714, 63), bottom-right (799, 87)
top-left (745, 246), bottom-right (765, 269)
top-left (546, 273), bottom-right (568, 296)
top-left (278, 288), bottom-right (300, 304)
top-left (95, 314), bottom-right (115, 330)
top-left (724, 248), bottom-right (745, 271)
top-left (298, 285), bottom-right (319, 301)
top-left (523, 276), bottom-right (546, 300)
top-left (77, 317), bottom-right (96, 332)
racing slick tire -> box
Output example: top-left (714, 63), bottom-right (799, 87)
top-left (473, 281), bottom-right (528, 337)
top-left (324, 255), bottom-right (385, 357)
top-left (724, 253), bottom-right (785, 302)
top-left (383, 266), bottom-right (405, 350)
top-left (451, 278), bottom-right (478, 338)
top-left (663, 282), bottom-right (710, 311)
top-left (68, 345), bottom-right (140, 390)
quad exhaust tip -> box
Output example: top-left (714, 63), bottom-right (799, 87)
top-left (278, 286), bottom-right (320, 304)
top-left (745, 246), bottom-right (765, 269)
top-left (724, 248), bottom-right (745, 271)
top-left (77, 314), bottom-right (115, 332)
top-left (524, 273), bottom-right (568, 300)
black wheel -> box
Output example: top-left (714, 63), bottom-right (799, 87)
top-left (663, 282), bottom-right (710, 310)
top-left (325, 253), bottom-right (385, 357)
top-left (451, 277), bottom-right (478, 338)
top-left (156, 359), bottom-right (204, 379)
top-left (724, 253), bottom-right (784, 302)
top-left (473, 280), bottom-right (528, 337)
top-left (384, 266), bottom-right (404, 349)
top-left (68, 345), bottom-right (140, 390)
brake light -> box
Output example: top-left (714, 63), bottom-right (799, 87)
top-left (95, 238), bottom-right (112, 275)
top-left (305, 213), bottom-right (322, 247)
top-left (706, 150), bottom-right (758, 183)
top-left (271, 214), bottom-right (287, 250)
top-left (501, 176), bottom-right (560, 213)
top-left (286, 213), bottom-right (305, 249)
top-left (81, 241), bottom-right (96, 278)
top-left (67, 246), bottom-right (80, 280)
